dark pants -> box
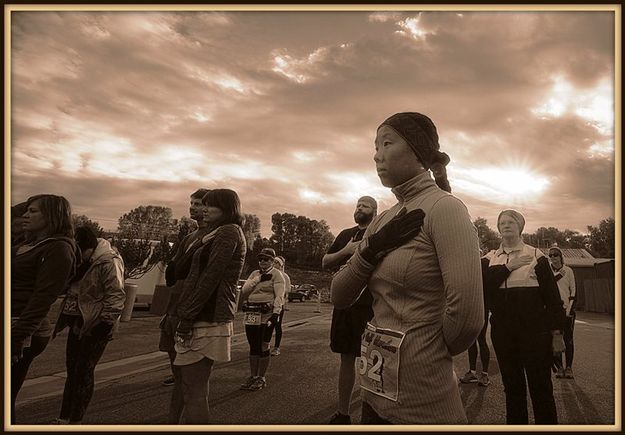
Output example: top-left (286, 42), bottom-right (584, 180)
top-left (554, 314), bottom-right (575, 369)
top-left (273, 308), bottom-right (285, 348)
top-left (245, 322), bottom-right (275, 355)
top-left (170, 358), bottom-right (214, 424)
top-left (59, 326), bottom-right (110, 422)
top-left (11, 335), bottom-right (50, 424)
top-left (468, 314), bottom-right (490, 372)
top-left (361, 401), bottom-right (392, 424)
top-left (491, 324), bottom-right (557, 424)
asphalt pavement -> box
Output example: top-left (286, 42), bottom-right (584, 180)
top-left (11, 302), bottom-right (619, 429)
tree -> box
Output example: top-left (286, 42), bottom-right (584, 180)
top-left (244, 235), bottom-right (273, 275)
top-left (117, 205), bottom-right (178, 241)
top-left (72, 214), bottom-right (104, 237)
top-left (114, 205), bottom-right (178, 280)
top-left (523, 227), bottom-right (589, 250)
top-left (242, 213), bottom-right (261, 252)
top-left (269, 212), bottom-right (334, 268)
top-left (473, 217), bottom-right (500, 252)
top-left (587, 218), bottom-right (615, 258)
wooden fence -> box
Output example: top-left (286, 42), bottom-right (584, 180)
top-left (583, 278), bottom-right (615, 314)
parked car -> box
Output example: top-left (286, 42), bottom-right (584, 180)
top-left (288, 289), bottom-right (308, 302)
top-left (298, 284), bottom-right (318, 299)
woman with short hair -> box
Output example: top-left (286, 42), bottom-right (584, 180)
top-left (484, 209), bottom-right (565, 424)
top-left (170, 189), bottom-right (247, 424)
top-left (11, 194), bottom-right (78, 423)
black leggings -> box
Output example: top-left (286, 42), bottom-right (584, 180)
top-left (245, 323), bottom-right (275, 356)
top-left (468, 315), bottom-right (490, 372)
top-left (273, 309), bottom-right (285, 348)
top-left (11, 335), bottom-right (50, 424)
top-left (59, 325), bottom-right (110, 422)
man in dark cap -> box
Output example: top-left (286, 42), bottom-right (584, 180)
top-left (323, 196), bottom-right (377, 424)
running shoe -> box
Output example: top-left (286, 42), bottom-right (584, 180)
top-left (459, 371), bottom-right (478, 384)
top-left (248, 376), bottom-right (267, 391)
top-left (564, 367), bottom-right (574, 379)
top-left (162, 377), bottom-right (175, 386)
top-left (555, 367), bottom-right (565, 378)
top-left (270, 347), bottom-right (281, 356)
top-left (328, 412), bottom-right (352, 424)
top-left (477, 373), bottom-right (490, 387)
top-left (240, 376), bottom-right (257, 390)
top-left (50, 418), bottom-right (69, 425)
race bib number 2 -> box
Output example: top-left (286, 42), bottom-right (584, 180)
top-left (358, 323), bottom-right (405, 402)
top-left (244, 312), bottom-right (261, 326)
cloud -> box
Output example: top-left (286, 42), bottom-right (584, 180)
top-left (9, 10), bottom-right (616, 239)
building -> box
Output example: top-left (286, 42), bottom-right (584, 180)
top-left (540, 248), bottom-right (614, 313)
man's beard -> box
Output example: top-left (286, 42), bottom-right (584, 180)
top-left (354, 211), bottom-right (373, 226)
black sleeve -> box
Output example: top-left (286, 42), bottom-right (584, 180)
top-left (326, 229), bottom-right (352, 255)
top-left (535, 256), bottom-right (566, 331)
top-left (484, 264), bottom-right (511, 292)
top-left (165, 260), bottom-right (176, 287)
top-left (12, 241), bottom-right (76, 345)
top-left (480, 257), bottom-right (491, 312)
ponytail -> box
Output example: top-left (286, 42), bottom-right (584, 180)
top-left (430, 151), bottom-right (451, 193)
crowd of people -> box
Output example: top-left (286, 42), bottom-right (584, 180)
top-left (10, 111), bottom-right (578, 425)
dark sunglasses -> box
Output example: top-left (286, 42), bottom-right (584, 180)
top-left (548, 253), bottom-right (561, 258)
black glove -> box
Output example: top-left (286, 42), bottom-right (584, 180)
top-left (11, 340), bottom-right (25, 364)
top-left (260, 273), bottom-right (272, 282)
top-left (266, 313), bottom-right (279, 327)
top-left (361, 208), bottom-right (426, 264)
top-left (90, 320), bottom-right (114, 339)
top-left (175, 319), bottom-right (194, 344)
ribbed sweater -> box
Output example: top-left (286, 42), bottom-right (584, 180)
top-left (331, 171), bottom-right (484, 424)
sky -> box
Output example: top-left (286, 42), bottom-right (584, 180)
top-left (8, 8), bottom-right (618, 239)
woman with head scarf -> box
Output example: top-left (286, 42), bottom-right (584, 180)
top-left (169, 189), bottom-right (247, 424)
top-left (331, 112), bottom-right (484, 424)
top-left (11, 194), bottom-right (78, 423)
top-left (483, 210), bottom-right (565, 424)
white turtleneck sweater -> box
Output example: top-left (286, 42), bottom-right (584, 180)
top-left (331, 171), bottom-right (483, 424)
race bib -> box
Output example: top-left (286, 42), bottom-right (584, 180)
top-left (63, 299), bottom-right (80, 315)
top-left (358, 323), bottom-right (406, 402)
top-left (244, 312), bottom-right (262, 326)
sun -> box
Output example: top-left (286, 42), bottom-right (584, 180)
top-left (452, 163), bottom-right (551, 205)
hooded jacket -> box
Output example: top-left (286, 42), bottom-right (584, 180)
top-left (11, 235), bottom-right (78, 347)
top-left (54, 238), bottom-right (126, 338)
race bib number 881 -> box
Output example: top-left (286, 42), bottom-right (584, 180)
top-left (358, 323), bottom-right (405, 402)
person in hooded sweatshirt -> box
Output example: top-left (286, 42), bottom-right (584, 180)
top-left (51, 226), bottom-right (125, 425)
top-left (11, 194), bottom-right (79, 424)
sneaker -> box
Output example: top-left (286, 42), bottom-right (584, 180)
top-left (477, 373), bottom-right (490, 387)
top-left (555, 367), bottom-right (565, 378)
top-left (50, 418), bottom-right (69, 425)
top-left (162, 377), bottom-right (175, 386)
top-left (270, 347), bottom-right (281, 356)
top-left (564, 367), bottom-right (574, 379)
top-left (240, 376), bottom-right (257, 390)
top-left (248, 376), bottom-right (267, 391)
top-left (328, 412), bottom-right (352, 424)
top-left (460, 371), bottom-right (478, 384)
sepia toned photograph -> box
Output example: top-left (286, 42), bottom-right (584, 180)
top-left (5, 3), bottom-right (619, 430)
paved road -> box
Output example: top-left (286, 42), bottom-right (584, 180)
top-left (12, 305), bottom-right (617, 427)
